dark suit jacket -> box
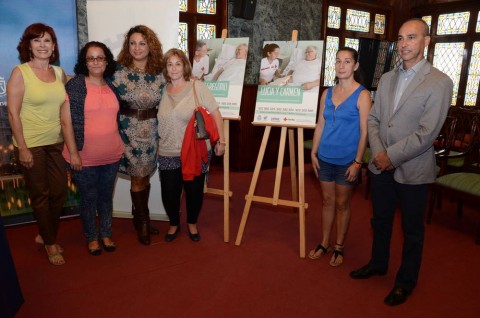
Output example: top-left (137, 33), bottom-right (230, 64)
top-left (368, 60), bottom-right (453, 184)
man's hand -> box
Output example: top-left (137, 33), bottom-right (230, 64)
top-left (373, 151), bottom-right (394, 171)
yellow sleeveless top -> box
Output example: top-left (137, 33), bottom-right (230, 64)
top-left (14, 63), bottom-right (66, 147)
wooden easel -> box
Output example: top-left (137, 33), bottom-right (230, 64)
top-left (234, 30), bottom-right (309, 258)
top-left (204, 29), bottom-right (234, 243)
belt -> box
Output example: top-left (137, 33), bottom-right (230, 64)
top-left (119, 108), bottom-right (158, 120)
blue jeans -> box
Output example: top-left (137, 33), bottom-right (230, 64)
top-left (71, 161), bottom-right (120, 242)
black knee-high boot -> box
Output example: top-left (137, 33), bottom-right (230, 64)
top-left (132, 185), bottom-right (159, 235)
top-left (130, 189), bottom-right (150, 245)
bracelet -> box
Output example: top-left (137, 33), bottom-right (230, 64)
top-left (353, 159), bottom-right (362, 165)
top-left (352, 161), bottom-right (362, 169)
top-left (217, 141), bottom-right (226, 145)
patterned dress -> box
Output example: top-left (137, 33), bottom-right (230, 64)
top-left (112, 66), bottom-right (165, 177)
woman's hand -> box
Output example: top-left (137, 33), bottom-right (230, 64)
top-left (69, 152), bottom-right (83, 171)
top-left (344, 164), bottom-right (360, 182)
top-left (19, 148), bottom-right (34, 169)
top-left (214, 142), bottom-right (226, 156)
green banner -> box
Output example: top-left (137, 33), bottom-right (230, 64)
top-left (204, 80), bottom-right (229, 98)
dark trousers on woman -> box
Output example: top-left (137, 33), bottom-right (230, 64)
top-left (17, 143), bottom-right (67, 245)
top-left (159, 168), bottom-right (205, 226)
top-left (71, 161), bottom-right (120, 242)
top-left (369, 170), bottom-right (428, 291)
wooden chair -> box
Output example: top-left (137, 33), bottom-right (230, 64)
top-left (427, 116), bottom-right (480, 244)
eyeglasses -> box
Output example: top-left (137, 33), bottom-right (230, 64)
top-left (86, 56), bottom-right (106, 63)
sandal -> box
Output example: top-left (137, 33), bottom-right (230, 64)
top-left (329, 243), bottom-right (344, 267)
top-left (45, 245), bottom-right (65, 266)
top-left (308, 243), bottom-right (330, 260)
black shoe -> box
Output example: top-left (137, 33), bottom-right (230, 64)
top-left (165, 226), bottom-right (180, 242)
top-left (101, 239), bottom-right (116, 252)
top-left (88, 242), bottom-right (102, 256)
top-left (350, 264), bottom-right (386, 279)
top-left (384, 287), bottom-right (411, 306)
top-left (188, 230), bottom-right (201, 242)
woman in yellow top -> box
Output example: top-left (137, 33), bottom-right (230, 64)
top-left (7, 23), bottom-right (68, 266)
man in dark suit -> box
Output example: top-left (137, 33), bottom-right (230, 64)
top-left (350, 18), bottom-right (453, 306)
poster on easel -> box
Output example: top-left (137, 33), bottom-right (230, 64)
top-left (0, 0), bottom-right (79, 225)
top-left (253, 40), bottom-right (323, 128)
top-left (198, 37), bottom-right (249, 120)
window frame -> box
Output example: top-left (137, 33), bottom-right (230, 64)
top-left (321, 0), bottom-right (393, 87)
top-left (179, 0), bottom-right (227, 60)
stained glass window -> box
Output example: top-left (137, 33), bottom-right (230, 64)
top-left (422, 16), bottom-right (432, 57)
top-left (477, 11), bottom-right (480, 32)
top-left (372, 41), bottom-right (391, 88)
top-left (465, 41), bottom-right (480, 106)
top-left (433, 42), bottom-right (465, 105)
top-left (422, 16), bottom-right (432, 33)
top-left (345, 38), bottom-right (359, 52)
top-left (178, 22), bottom-right (188, 53)
top-left (197, 23), bottom-right (215, 39)
top-left (179, 0), bottom-right (187, 12)
top-left (346, 9), bottom-right (370, 33)
top-left (327, 6), bottom-right (341, 29)
top-left (437, 12), bottom-right (470, 35)
top-left (197, 0), bottom-right (216, 14)
top-left (323, 36), bottom-right (339, 87)
top-left (374, 14), bottom-right (385, 34)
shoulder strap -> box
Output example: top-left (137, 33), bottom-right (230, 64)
top-left (192, 80), bottom-right (201, 108)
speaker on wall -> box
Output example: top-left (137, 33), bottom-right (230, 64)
top-left (233, 0), bottom-right (257, 20)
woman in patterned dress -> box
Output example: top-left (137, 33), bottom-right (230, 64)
top-left (113, 25), bottom-right (164, 245)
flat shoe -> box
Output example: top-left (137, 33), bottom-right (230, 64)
top-left (88, 241), bottom-right (102, 256)
top-left (308, 243), bottom-right (330, 260)
top-left (188, 230), bottom-right (201, 242)
top-left (101, 239), bottom-right (116, 252)
top-left (165, 226), bottom-right (180, 242)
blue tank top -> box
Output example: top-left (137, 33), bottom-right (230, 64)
top-left (318, 85), bottom-right (364, 165)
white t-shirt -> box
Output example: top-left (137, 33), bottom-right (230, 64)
top-left (192, 55), bottom-right (210, 78)
top-left (259, 57), bottom-right (279, 83)
top-left (218, 59), bottom-right (246, 85)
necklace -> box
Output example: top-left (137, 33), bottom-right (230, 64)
top-left (132, 65), bottom-right (145, 73)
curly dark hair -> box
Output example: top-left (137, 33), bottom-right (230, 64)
top-left (117, 25), bottom-right (163, 75)
top-left (163, 48), bottom-right (192, 82)
top-left (17, 23), bottom-right (60, 63)
top-left (74, 41), bottom-right (116, 77)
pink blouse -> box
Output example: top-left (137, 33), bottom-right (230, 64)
top-left (63, 81), bottom-right (124, 166)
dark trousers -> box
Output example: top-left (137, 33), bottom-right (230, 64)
top-left (159, 168), bottom-right (205, 226)
top-left (369, 170), bottom-right (428, 291)
top-left (71, 161), bottom-right (120, 242)
top-left (17, 143), bottom-right (67, 245)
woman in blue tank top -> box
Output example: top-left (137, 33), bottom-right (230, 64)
top-left (308, 47), bottom-right (371, 266)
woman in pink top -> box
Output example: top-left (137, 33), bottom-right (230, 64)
top-left (61, 42), bottom-right (124, 256)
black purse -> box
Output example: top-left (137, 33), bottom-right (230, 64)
top-left (193, 81), bottom-right (210, 140)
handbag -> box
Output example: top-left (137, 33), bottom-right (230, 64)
top-left (192, 81), bottom-right (210, 140)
